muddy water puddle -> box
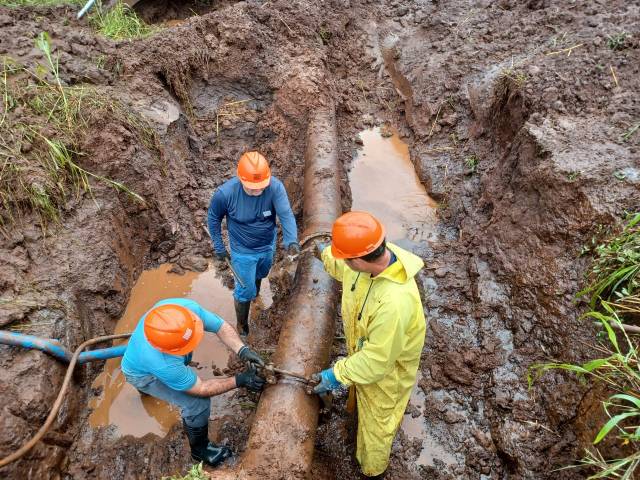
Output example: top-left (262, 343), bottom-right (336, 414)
top-left (350, 126), bottom-right (437, 246)
top-left (89, 263), bottom-right (271, 437)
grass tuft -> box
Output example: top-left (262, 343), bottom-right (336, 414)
top-left (162, 463), bottom-right (207, 480)
top-left (0, 31), bottom-right (155, 231)
top-left (621, 123), bottom-right (639, 142)
top-left (531, 212), bottom-right (640, 479)
top-left (464, 154), bottom-right (478, 174)
top-left (500, 67), bottom-right (528, 89)
top-left (90, 1), bottom-right (157, 41)
top-left (577, 212), bottom-right (640, 308)
top-left (607, 32), bottom-right (630, 51)
top-left (0, 0), bottom-right (82, 6)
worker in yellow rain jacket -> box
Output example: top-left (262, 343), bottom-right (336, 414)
top-left (312, 211), bottom-right (426, 477)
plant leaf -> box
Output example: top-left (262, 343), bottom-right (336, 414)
top-left (594, 412), bottom-right (640, 444)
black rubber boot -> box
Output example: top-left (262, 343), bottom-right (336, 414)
top-left (234, 299), bottom-right (251, 336)
top-left (183, 420), bottom-right (232, 467)
top-left (255, 278), bottom-right (262, 296)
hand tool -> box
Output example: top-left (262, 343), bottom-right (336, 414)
top-left (224, 257), bottom-right (246, 289)
top-left (202, 224), bottom-right (246, 289)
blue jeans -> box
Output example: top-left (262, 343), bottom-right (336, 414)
top-left (125, 374), bottom-right (210, 428)
top-left (231, 248), bottom-right (274, 302)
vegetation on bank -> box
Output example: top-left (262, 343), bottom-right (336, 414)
top-left (89, 1), bottom-right (157, 40)
top-left (162, 463), bottom-right (207, 480)
top-left (0, 0), bottom-right (156, 41)
top-left (0, 0), bottom-right (82, 6)
top-left (0, 31), bottom-right (156, 232)
top-left (532, 212), bottom-right (640, 479)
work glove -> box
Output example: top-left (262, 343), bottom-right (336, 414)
top-left (215, 249), bottom-right (229, 261)
top-left (312, 367), bottom-right (342, 394)
top-left (287, 242), bottom-right (301, 255)
top-left (238, 345), bottom-right (266, 368)
top-left (235, 366), bottom-right (266, 392)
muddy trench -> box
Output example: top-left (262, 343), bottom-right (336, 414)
top-left (1, 1), bottom-right (639, 479)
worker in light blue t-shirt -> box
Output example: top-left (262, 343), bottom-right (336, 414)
top-left (121, 298), bottom-right (267, 468)
top-left (207, 151), bottom-right (300, 336)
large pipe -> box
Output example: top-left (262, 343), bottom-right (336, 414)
top-left (213, 105), bottom-right (341, 478)
top-left (0, 331), bottom-right (128, 364)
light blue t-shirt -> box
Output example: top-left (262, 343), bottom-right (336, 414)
top-left (121, 298), bottom-right (224, 391)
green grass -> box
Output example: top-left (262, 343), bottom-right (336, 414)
top-left (1, 32), bottom-right (152, 231)
top-left (577, 212), bottom-right (640, 308)
top-left (90, 1), bottom-right (157, 41)
top-left (464, 154), bottom-right (478, 174)
top-left (530, 303), bottom-right (640, 479)
top-left (607, 32), bottom-right (629, 51)
top-left (0, 0), bottom-right (157, 42)
top-left (622, 123), bottom-right (640, 142)
top-left (531, 212), bottom-right (640, 479)
top-left (567, 171), bottom-right (582, 182)
top-left (162, 463), bottom-right (207, 480)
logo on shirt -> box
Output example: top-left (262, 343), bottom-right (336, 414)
top-left (182, 328), bottom-right (193, 341)
top-left (263, 210), bottom-right (272, 217)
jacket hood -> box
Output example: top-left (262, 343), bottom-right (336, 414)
top-left (377, 242), bottom-right (424, 284)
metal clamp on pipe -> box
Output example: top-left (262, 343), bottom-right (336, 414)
top-left (259, 363), bottom-right (333, 413)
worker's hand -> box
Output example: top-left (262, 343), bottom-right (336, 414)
top-left (286, 242), bottom-right (301, 261)
top-left (238, 345), bottom-right (266, 368)
top-left (287, 242), bottom-right (301, 255)
top-left (235, 367), bottom-right (266, 392)
top-left (312, 367), bottom-right (342, 394)
top-left (215, 249), bottom-right (230, 261)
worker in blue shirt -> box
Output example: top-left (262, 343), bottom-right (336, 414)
top-left (207, 151), bottom-right (300, 336)
top-left (121, 298), bottom-right (267, 467)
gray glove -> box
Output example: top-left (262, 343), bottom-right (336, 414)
top-left (287, 242), bottom-right (301, 255)
top-left (238, 345), bottom-right (266, 368)
top-left (235, 367), bottom-right (266, 392)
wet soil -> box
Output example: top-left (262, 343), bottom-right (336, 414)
top-left (1, 1), bottom-right (639, 479)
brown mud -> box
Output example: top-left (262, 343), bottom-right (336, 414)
top-left (1, 1), bottom-right (639, 479)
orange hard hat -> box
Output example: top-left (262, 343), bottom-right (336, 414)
top-left (237, 151), bottom-right (271, 189)
top-left (143, 304), bottom-right (204, 356)
top-left (331, 211), bottom-right (386, 259)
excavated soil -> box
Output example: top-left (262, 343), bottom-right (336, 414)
top-left (1, 1), bottom-right (639, 479)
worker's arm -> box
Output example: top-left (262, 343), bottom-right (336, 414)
top-left (216, 321), bottom-right (245, 356)
top-left (320, 244), bottom-right (347, 283)
top-left (272, 180), bottom-right (298, 248)
top-left (195, 303), bottom-right (264, 366)
top-left (207, 190), bottom-right (228, 256)
top-left (333, 299), bottom-right (406, 386)
top-left (184, 301), bottom-right (265, 366)
top-left (186, 366), bottom-right (265, 397)
top-left (186, 375), bottom-right (237, 397)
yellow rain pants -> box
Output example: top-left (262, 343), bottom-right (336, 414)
top-left (321, 242), bottom-right (426, 476)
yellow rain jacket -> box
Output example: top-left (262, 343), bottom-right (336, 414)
top-left (321, 242), bottom-right (426, 476)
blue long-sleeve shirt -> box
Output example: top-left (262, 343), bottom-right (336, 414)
top-left (207, 176), bottom-right (298, 254)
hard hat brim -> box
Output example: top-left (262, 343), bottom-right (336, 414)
top-left (330, 232), bottom-right (385, 259)
top-left (239, 175), bottom-right (271, 190)
top-left (165, 313), bottom-right (204, 356)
